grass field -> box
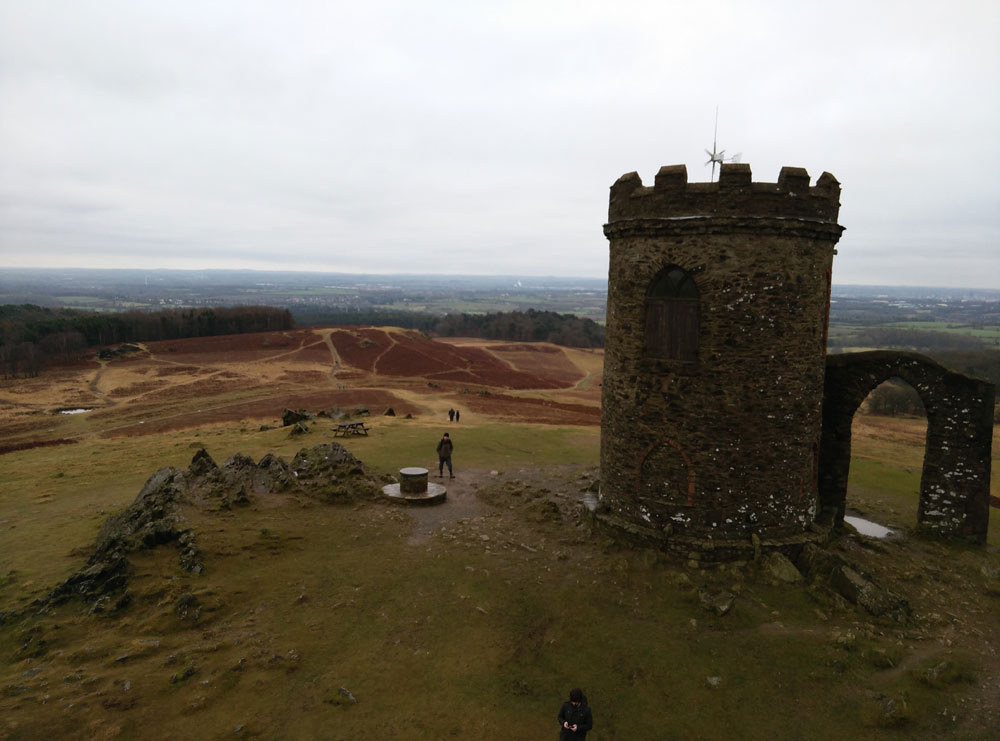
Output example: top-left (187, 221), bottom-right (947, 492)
top-left (1, 333), bottom-right (998, 740)
top-left (881, 321), bottom-right (1000, 342)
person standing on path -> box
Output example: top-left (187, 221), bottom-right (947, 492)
top-left (436, 432), bottom-right (454, 479)
top-left (454, 409), bottom-right (460, 422)
top-left (448, 408), bottom-right (455, 422)
top-left (557, 688), bottom-right (593, 740)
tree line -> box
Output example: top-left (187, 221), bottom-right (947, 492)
top-left (294, 307), bottom-right (606, 348)
top-left (432, 309), bottom-right (604, 348)
top-left (862, 380), bottom-right (926, 417)
top-left (291, 308), bottom-right (439, 332)
top-left (0, 304), bottom-right (294, 378)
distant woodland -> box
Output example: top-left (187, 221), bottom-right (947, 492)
top-left (3, 299), bottom-right (996, 421)
top-left (0, 304), bottom-right (293, 378)
top-left (0, 304), bottom-right (604, 379)
top-left (432, 309), bottom-right (605, 348)
top-left (294, 308), bottom-right (606, 348)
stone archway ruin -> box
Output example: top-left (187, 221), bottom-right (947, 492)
top-left (819, 351), bottom-right (995, 543)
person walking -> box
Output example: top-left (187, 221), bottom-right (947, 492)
top-left (448, 408), bottom-right (455, 422)
top-left (436, 432), bottom-right (454, 479)
top-left (454, 409), bottom-right (460, 422)
top-left (557, 688), bottom-right (593, 740)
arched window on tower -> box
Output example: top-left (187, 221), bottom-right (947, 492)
top-left (644, 266), bottom-right (700, 361)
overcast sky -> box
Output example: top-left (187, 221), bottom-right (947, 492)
top-left (1, 1), bottom-right (998, 287)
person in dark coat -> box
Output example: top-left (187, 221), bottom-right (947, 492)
top-left (436, 432), bottom-right (454, 478)
top-left (448, 408), bottom-right (455, 422)
top-left (558, 687), bottom-right (593, 740)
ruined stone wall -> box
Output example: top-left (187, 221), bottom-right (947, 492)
top-left (820, 351), bottom-right (994, 543)
top-left (599, 163), bottom-right (844, 555)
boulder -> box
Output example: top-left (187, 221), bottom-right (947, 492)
top-left (797, 543), bottom-right (910, 622)
top-left (698, 588), bottom-right (735, 616)
top-left (761, 551), bottom-right (804, 583)
top-left (281, 408), bottom-right (312, 427)
top-left (383, 407), bottom-right (395, 416)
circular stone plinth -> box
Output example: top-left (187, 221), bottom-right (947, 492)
top-left (382, 481), bottom-right (447, 506)
top-left (399, 466), bottom-right (429, 495)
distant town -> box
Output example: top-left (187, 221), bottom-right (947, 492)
top-left (3, 267), bottom-right (998, 329)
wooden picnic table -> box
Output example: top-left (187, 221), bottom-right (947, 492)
top-left (333, 421), bottom-right (371, 437)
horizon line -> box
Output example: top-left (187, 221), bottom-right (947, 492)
top-left (2, 265), bottom-right (999, 292)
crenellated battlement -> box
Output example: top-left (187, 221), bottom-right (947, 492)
top-left (608, 163), bottom-right (841, 223)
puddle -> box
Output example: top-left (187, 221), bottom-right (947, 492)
top-left (844, 515), bottom-right (894, 539)
top-left (57, 408), bottom-right (93, 415)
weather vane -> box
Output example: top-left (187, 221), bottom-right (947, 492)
top-left (704, 107), bottom-right (741, 182)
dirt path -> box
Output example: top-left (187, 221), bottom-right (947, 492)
top-left (372, 331), bottom-right (400, 375)
top-left (86, 358), bottom-right (118, 406)
top-left (313, 328), bottom-right (343, 381)
top-left (402, 468), bottom-right (488, 545)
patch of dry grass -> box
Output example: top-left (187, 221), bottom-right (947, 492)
top-left (1, 335), bottom-right (998, 739)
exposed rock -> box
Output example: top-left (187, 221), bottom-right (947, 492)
top-left (256, 453), bottom-right (295, 491)
top-left (338, 687), bottom-right (357, 704)
top-left (290, 421), bottom-right (310, 436)
top-left (872, 693), bottom-right (909, 727)
top-left (797, 543), bottom-right (910, 623)
top-left (47, 466), bottom-right (198, 608)
top-left (281, 408), bottom-right (312, 427)
top-left (830, 566), bottom-right (908, 621)
top-left (187, 451), bottom-right (262, 507)
top-left (44, 442), bottom-right (375, 612)
top-left (698, 588), bottom-right (735, 616)
top-left (188, 448), bottom-right (218, 477)
top-left (170, 665), bottom-right (197, 684)
top-left (289, 443), bottom-right (375, 502)
top-left (981, 561), bottom-right (1000, 580)
top-left (174, 593), bottom-right (201, 621)
top-left (760, 551), bottom-right (804, 583)
top-left (384, 407), bottom-right (395, 416)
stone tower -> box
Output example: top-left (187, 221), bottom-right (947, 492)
top-left (599, 162), bottom-right (844, 560)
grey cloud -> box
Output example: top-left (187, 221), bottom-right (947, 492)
top-left (1, 1), bottom-right (998, 287)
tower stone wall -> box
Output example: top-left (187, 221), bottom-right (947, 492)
top-left (599, 163), bottom-right (845, 558)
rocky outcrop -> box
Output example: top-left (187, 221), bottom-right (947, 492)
top-left (43, 442), bottom-right (376, 613)
top-left (46, 465), bottom-right (198, 612)
top-left (797, 543), bottom-right (910, 623)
